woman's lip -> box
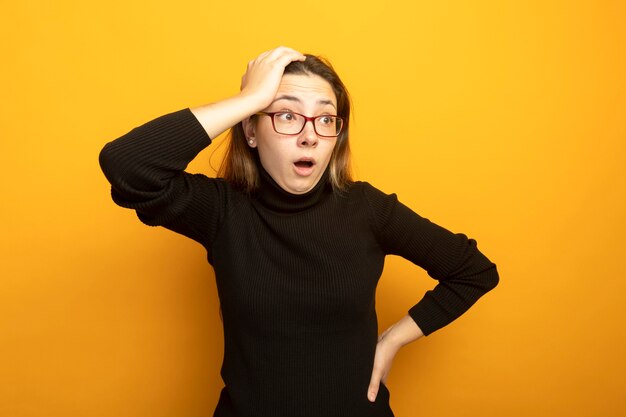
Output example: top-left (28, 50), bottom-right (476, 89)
top-left (293, 161), bottom-right (315, 176)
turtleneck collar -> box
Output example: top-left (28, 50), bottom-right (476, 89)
top-left (253, 154), bottom-right (332, 213)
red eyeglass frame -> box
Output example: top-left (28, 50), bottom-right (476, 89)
top-left (256, 111), bottom-right (344, 137)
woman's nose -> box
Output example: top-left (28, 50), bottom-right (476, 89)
top-left (298, 120), bottom-right (318, 147)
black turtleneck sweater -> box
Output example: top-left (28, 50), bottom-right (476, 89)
top-left (99, 108), bottom-right (499, 417)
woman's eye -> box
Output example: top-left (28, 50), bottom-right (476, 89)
top-left (277, 112), bottom-right (295, 121)
top-left (319, 116), bottom-right (333, 125)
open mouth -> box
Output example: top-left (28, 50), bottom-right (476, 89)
top-left (293, 158), bottom-right (316, 176)
top-left (294, 160), bottom-right (314, 168)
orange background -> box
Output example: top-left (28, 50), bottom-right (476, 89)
top-left (2, 1), bottom-right (625, 416)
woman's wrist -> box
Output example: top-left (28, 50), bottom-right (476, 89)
top-left (382, 315), bottom-right (424, 349)
top-left (190, 93), bottom-right (262, 139)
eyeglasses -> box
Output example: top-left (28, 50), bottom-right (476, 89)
top-left (256, 111), bottom-right (344, 137)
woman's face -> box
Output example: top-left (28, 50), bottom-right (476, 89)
top-left (245, 73), bottom-right (338, 195)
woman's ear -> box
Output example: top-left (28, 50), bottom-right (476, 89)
top-left (242, 117), bottom-right (257, 148)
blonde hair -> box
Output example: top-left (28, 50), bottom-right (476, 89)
top-left (218, 54), bottom-right (353, 193)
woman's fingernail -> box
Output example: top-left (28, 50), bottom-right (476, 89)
top-left (368, 392), bottom-right (376, 402)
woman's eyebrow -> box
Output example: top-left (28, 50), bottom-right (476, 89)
top-left (317, 99), bottom-right (337, 109)
top-left (272, 95), bottom-right (337, 110)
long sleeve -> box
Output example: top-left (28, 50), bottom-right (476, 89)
top-left (362, 183), bottom-right (499, 336)
top-left (99, 108), bottom-right (227, 250)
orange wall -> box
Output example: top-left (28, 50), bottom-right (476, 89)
top-left (2, 1), bottom-right (625, 416)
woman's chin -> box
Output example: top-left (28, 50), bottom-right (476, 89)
top-left (279, 177), bottom-right (318, 195)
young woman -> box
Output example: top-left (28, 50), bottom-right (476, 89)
top-left (99, 46), bottom-right (499, 417)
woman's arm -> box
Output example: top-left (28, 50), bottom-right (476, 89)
top-left (100, 46), bottom-right (305, 194)
top-left (362, 183), bottom-right (499, 401)
top-left (98, 47), bottom-right (306, 244)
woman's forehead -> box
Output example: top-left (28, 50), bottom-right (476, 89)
top-left (275, 74), bottom-right (337, 106)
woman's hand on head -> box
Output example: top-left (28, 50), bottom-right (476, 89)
top-left (239, 46), bottom-right (306, 110)
top-left (189, 47), bottom-right (304, 139)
